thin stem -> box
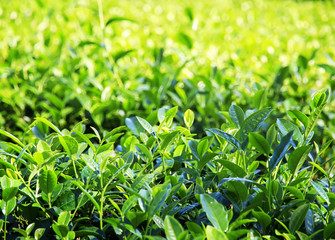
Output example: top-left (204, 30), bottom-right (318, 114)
top-left (4, 214), bottom-right (7, 240)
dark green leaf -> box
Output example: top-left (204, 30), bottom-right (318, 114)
top-left (269, 131), bottom-right (293, 172)
top-left (288, 145), bottom-right (312, 177)
top-left (252, 210), bottom-right (271, 229)
top-left (289, 204), bottom-right (310, 234)
top-left (39, 170), bottom-right (57, 194)
top-left (2, 187), bottom-right (18, 201)
top-left (207, 128), bottom-right (241, 150)
top-left (1, 197), bottom-right (16, 215)
top-left (229, 105), bottom-right (244, 128)
top-left (149, 183), bottom-right (171, 218)
top-left (324, 221), bottom-right (335, 239)
top-left (105, 17), bottom-right (136, 26)
top-left (288, 110), bottom-right (308, 129)
top-left (238, 108), bottom-right (273, 149)
top-left (249, 132), bottom-right (270, 155)
top-left (277, 118), bottom-right (303, 144)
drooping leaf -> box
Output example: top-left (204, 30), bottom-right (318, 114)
top-left (113, 49), bottom-right (135, 63)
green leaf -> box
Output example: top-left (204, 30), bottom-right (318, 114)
top-left (72, 130), bottom-right (96, 153)
top-left (238, 108), bottom-right (273, 149)
top-left (205, 226), bottom-right (229, 240)
top-left (289, 204), bottom-right (310, 234)
top-left (160, 131), bottom-right (179, 152)
top-left (252, 210), bottom-right (271, 229)
top-left (288, 145), bottom-right (312, 177)
top-left (13, 227), bottom-right (28, 237)
top-left (310, 181), bottom-right (330, 204)
top-left (249, 132), bottom-right (270, 155)
top-left (288, 110), bottom-right (308, 129)
top-left (35, 228), bottom-right (46, 240)
top-left (164, 215), bottom-right (184, 240)
top-left (131, 174), bottom-right (155, 192)
top-left (113, 49), bottom-right (135, 63)
top-left (164, 106), bottom-right (178, 127)
top-left (1, 197), bottom-right (16, 215)
top-left (58, 211), bottom-right (71, 225)
top-left (305, 107), bottom-right (323, 142)
top-left (225, 180), bottom-right (248, 202)
top-left (324, 221), bottom-right (335, 239)
top-left (229, 105), bottom-right (244, 128)
top-left (277, 118), bottom-right (303, 144)
top-left (39, 170), bottom-right (57, 194)
top-left (186, 222), bottom-right (204, 238)
top-left (0, 129), bottom-right (25, 148)
top-left (136, 116), bottom-right (157, 138)
top-left (200, 194), bottom-right (229, 232)
top-left (285, 186), bottom-right (304, 199)
top-left (197, 152), bottom-right (217, 170)
top-left (188, 140), bottom-right (200, 160)
top-left (59, 136), bottom-right (79, 156)
top-left (105, 16), bottom-right (136, 26)
top-left (309, 161), bottom-right (327, 176)
top-left (269, 131), bottom-right (293, 173)
top-left (207, 128), bottom-right (241, 150)
top-left (254, 89), bottom-right (267, 109)
top-left (197, 139), bottom-right (209, 158)
top-left (184, 109), bottom-right (195, 128)
top-left (35, 117), bottom-right (63, 136)
top-left (52, 224), bottom-right (69, 238)
top-left (135, 144), bottom-right (153, 162)
top-left (2, 187), bottom-right (18, 201)
top-left (149, 183), bottom-right (171, 218)
top-left (177, 32), bottom-right (193, 49)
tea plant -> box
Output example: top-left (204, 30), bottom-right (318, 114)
top-left (0, 89), bottom-right (334, 239)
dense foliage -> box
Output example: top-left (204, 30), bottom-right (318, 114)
top-left (1, 0), bottom-right (335, 239)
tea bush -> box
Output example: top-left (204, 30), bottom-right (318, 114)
top-left (1, 0), bottom-right (335, 239)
